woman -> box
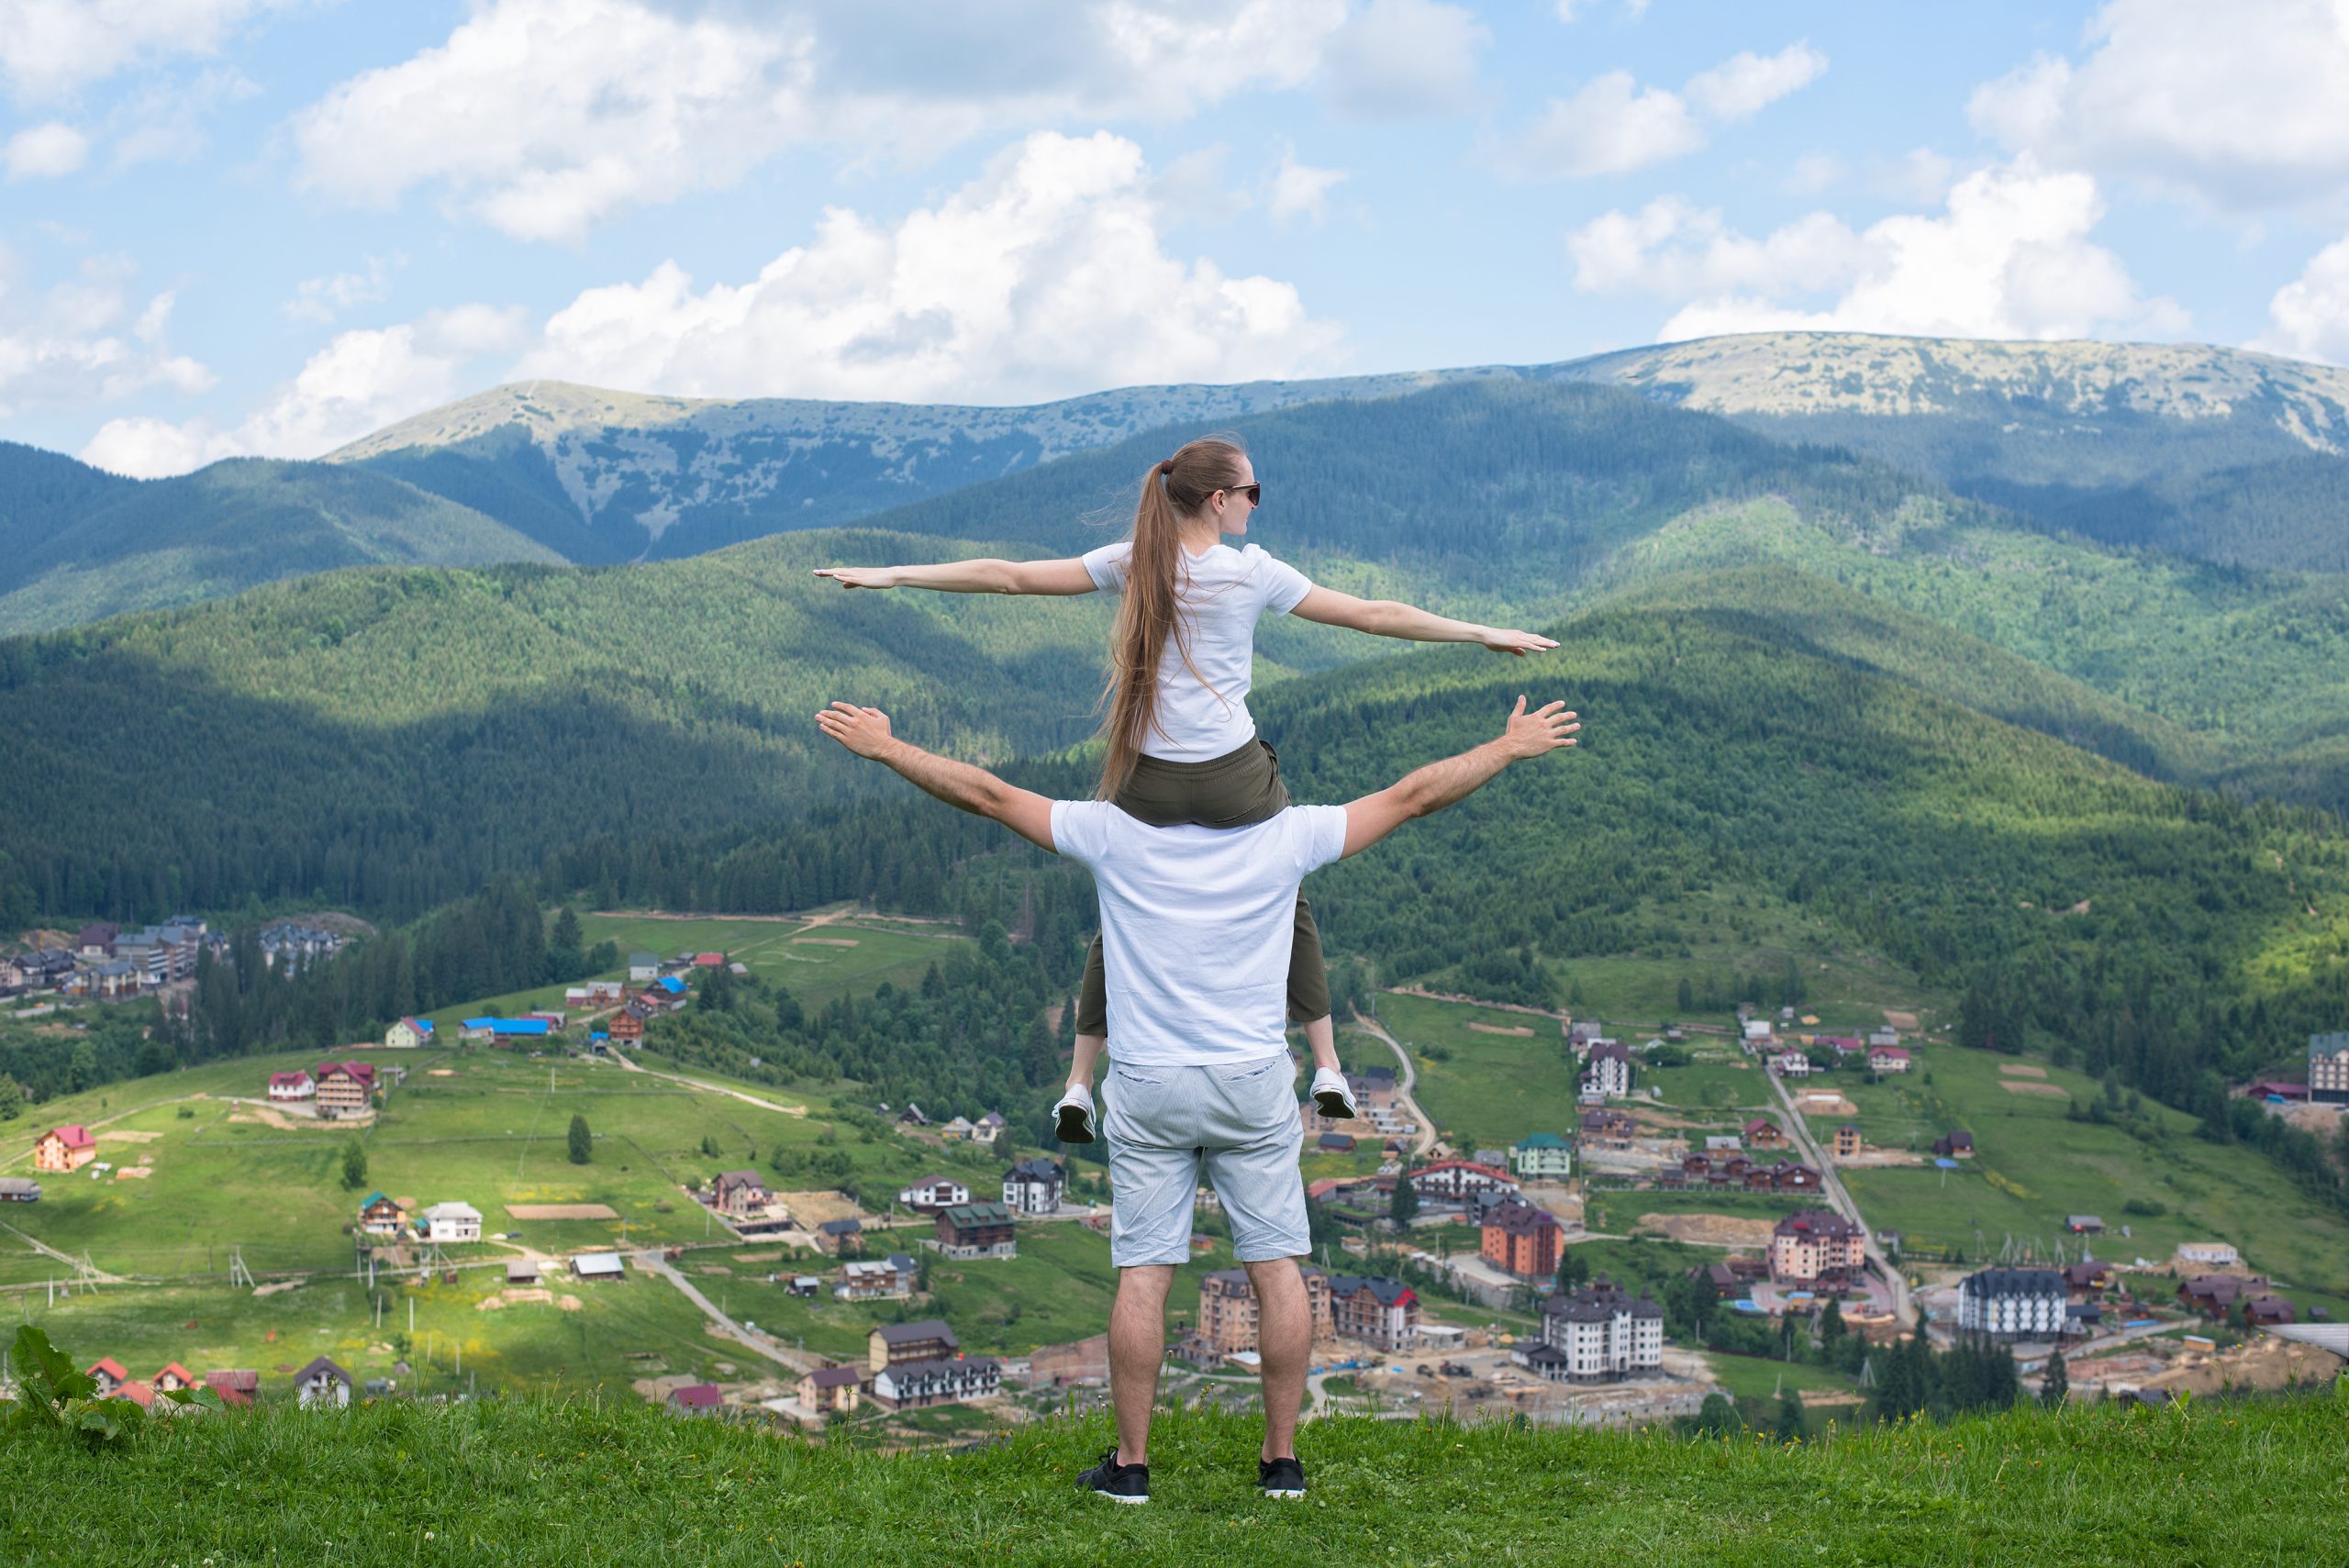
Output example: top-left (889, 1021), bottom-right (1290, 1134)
top-left (816, 436), bottom-right (1555, 1141)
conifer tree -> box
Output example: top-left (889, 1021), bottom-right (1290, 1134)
top-left (568, 1113), bottom-right (593, 1164)
top-left (2040, 1347), bottom-right (2068, 1409)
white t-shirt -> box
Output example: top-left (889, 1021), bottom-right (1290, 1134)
top-left (1081, 539), bottom-right (1313, 761)
top-left (1051, 800), bottom-right (1349, 1066)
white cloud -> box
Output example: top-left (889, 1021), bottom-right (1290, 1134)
top-left (1568, 156), bottom-right (2190, 344)
top-left (80, 130), bottom-right (1339, 473)
top-left (1969, 0), bottom-right (2349, 210)
top-left (1683, 43), bottom-right (1826, 121)
top-left (0, 0), bottom-right (288, 100)
top-left (1783, 147), bottom-right (1956, 204)
top-left (291, 0), bottom-right (821, 245)
top-left (79, 306), bottom-right (529, 476)
top-left (1497, 72), bottom-right (1701, 179)
top-left (516, 130), bottom-right (1341, 404)
top-left (1497, 41), bottom-right (1825, 180)
top-left (5, 119), bottom-right (87, 177)
top-left (2254, 236), bottom-right (2349, 364)
top-left (0, 250), bottom-right (211, 422)
top-left (1267, 150), bottom-right (1347, 226)
top-left (1322, 0), bottom-right (1488, 118)
top-left (107, 63), bottom-right (261, 169)
top-left (292, 0), bottom-right (1353, 242)
top-left (283, 255), bottom-right (401, 324)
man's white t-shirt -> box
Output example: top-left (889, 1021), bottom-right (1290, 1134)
top-left (1051, 800), bottom-right (1348, 1066)
top-left (1081, 539), bottom-right (1313, 761)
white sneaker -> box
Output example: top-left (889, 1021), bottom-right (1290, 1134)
top-left (1054, 1084), bottom-right (1097, 1144)
top-left (1310, 1067), bottom-right (1359, 1121)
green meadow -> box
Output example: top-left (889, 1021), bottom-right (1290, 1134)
top-left (8, 1390), bottom-right (2341, 1566)
top-left (1820, 1046), bottom-right (2349, 1315)
top-left (417, 913), bottom-right (971, 1033)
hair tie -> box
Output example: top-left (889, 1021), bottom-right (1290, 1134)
top-left (1157, 458), bottom-right (1175, 476)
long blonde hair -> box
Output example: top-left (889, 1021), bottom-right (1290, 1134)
top-left (1097, 437), bottom-right (1250, 798)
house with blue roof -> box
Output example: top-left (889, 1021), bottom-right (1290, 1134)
top-left (460, 1017), bottom-right (554, 1044)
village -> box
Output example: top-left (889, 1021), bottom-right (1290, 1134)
top-left (5, 920), bottom-right (2346, 1440)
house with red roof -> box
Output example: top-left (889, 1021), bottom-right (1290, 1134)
top-left (85, 1357), bottom-right (131, 1396)
top-left (206, 1370), bottom-right (259, 1407)
top-left (667, 1383), bottom-right (725, 1415)
top-left (693, 952), bottom-right (727, 970)
top-left (314, 1061), bottom-right (376, 1120)
top-left (34, 1125), bottom-right (97, 1173)
top-left (267, 1070), bottom-right (315, 1102)
top-left (151, 1362), bottom-right (200, 1395)
top-left (1868, 1046), bottom-right (1912, 1073)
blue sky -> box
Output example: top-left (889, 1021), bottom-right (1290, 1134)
top-left (6, 0), bottom-right (2348, 475)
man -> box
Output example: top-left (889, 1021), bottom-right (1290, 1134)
top-left (816, 694), bottom-right (1578, 1505)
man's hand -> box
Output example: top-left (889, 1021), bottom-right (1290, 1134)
top-left (812, 566), bottom-right (899, 590)
top-left (1478, 628), bottom-right (1561, 657)
top-left (816, 701), bottom-right (896, 759)
top-left (1341, 695), bottom-right (1581, 859)
top-left (1497, 695), bottom-right (1578, 758)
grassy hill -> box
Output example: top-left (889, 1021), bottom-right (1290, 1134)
top-left (0, 451), bottom-right (562, 636)
top-left (5, 1391), bottom-right (2341, 1565)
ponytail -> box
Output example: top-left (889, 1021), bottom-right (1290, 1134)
top-left (1097, 437), bottom-right (1248, 798)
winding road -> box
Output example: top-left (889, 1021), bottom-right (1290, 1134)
top-left (634, 1248), bottom-right (824, 1375)
top-left (1346, 1009), bottom-right (1440, 1158)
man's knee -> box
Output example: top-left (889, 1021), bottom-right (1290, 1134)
top-left (1242, 1255), bottom-right (1306, 1304)
top-left (1116, 1262), bottom-right (1178, 1306)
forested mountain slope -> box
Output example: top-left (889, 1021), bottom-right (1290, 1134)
top-left (0, 453), bottom-right (562, 635)
top-left (0, 528), bottom-right (1119, 922)
top-left (8, 377), bottom-right (2348, 924)
top-left (542, 584), bottom-right (2349, 1116)
top-left (847, 377), bottom-right (2349, 809)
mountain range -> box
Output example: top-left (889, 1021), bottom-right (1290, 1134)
top-left (8, 331), bottom-right (2347, 639)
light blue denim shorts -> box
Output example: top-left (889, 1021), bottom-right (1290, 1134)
top-left (1102, 1052), bottom-right (1308, 1267)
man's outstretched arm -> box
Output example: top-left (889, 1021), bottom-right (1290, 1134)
top-left (815, 702), bottom-right (1058, 851)
top-left (1341, 696), bottom-right (1578, 859)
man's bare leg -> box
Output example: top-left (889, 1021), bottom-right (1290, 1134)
top-left (1108, 1263), bottom-right (1175, 1465)
top-left (1244, 1256), bottom-right (1310, 1462)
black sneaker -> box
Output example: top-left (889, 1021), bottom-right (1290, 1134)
top-left (1054, 1084), bottom-right (1097, 1144)
top-left (1258, 1455), bottom-right (1307, 1499)
top-left (1076, 1446), bottom-right (1149, 1505)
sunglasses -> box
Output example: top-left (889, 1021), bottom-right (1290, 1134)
top-left (1220, 484), bottom-right (1262, 506)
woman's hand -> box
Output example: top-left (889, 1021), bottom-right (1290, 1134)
top-left (813, 567), bottom-right (899, 590)
top-left (1479, 627), bottom-right (1560, 657)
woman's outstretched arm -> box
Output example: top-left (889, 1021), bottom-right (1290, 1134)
top-left (813, 559), bottom-right (1097, 595)
top-left (1289, 584), bottom-right (1558, 656)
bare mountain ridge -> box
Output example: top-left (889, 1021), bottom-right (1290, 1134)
top-left (323, 334), bottom-right (2349, 567)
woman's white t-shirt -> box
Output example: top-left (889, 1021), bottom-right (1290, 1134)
top-left (1081, 539), bottom-right (1314, 761)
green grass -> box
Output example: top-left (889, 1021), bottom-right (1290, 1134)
top-left (1642, 1057), bottom-right (1774, 1114)
top-left (414, 916), bottom-right (969, 1036)
top-left (5, 1389), bottom-right (2341, 1564)
top-left (1820, 1047), bottom-right (2349, 1313)
top-left (1699, 1351), bottom-right (1862, 1404)
top-left (1369, 995), bottom-right (1580, 1149)
top-left (1584, 1188), bottom-right (1812, 1233)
